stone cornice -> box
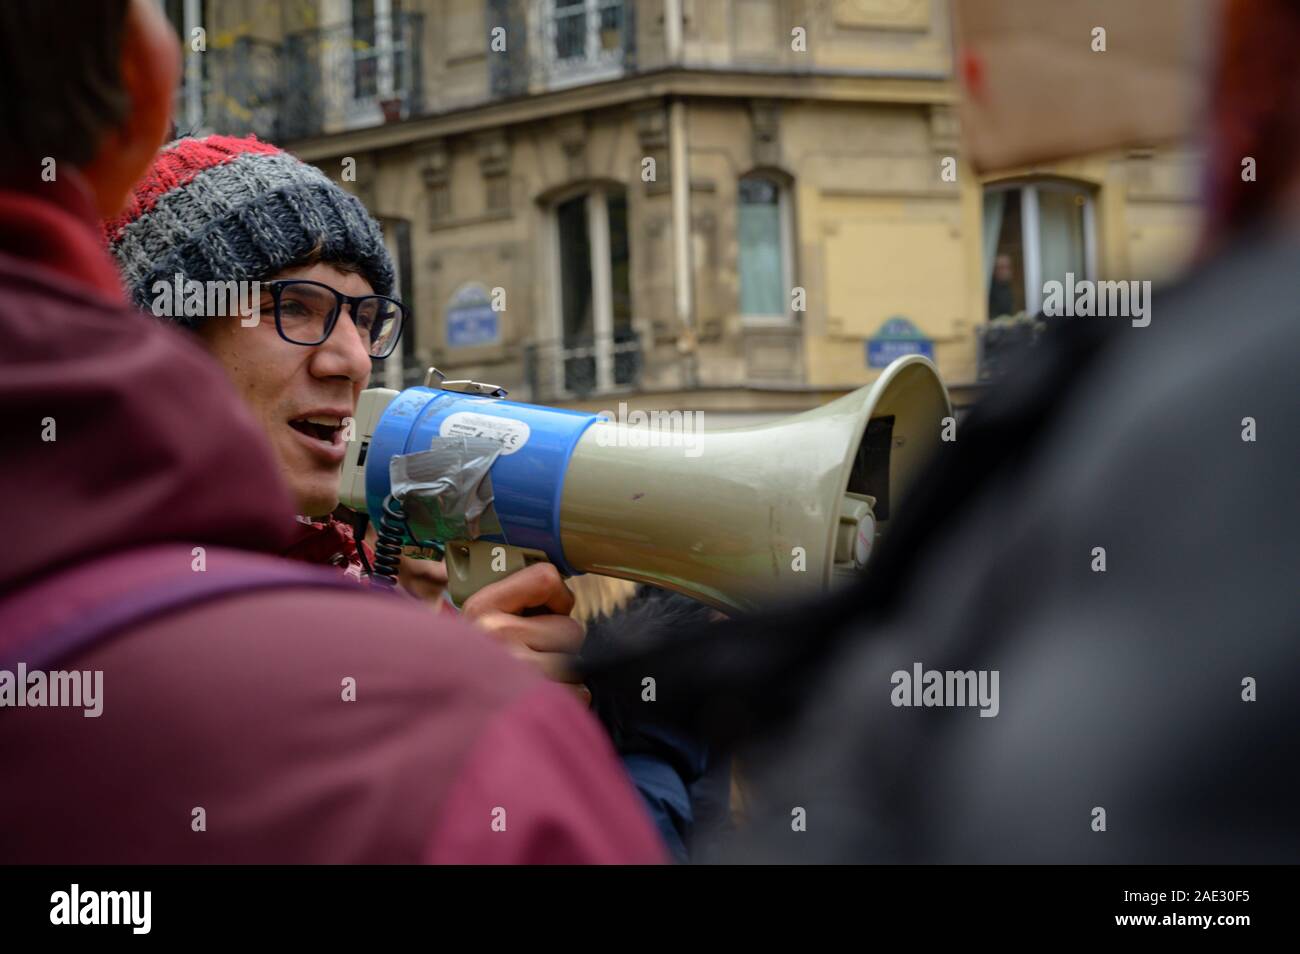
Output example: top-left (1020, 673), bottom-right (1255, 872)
top-left (287, 66), bottom-right (954, 161)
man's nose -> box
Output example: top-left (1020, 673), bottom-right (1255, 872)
top-left (312, 306), bottom-right (373, 380)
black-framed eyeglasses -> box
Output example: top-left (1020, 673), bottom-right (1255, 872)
top-left (265, 279), bottom-right (407, 359)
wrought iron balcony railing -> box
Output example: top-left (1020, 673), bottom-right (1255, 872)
top-left (976, 312), bottom-right (1045, 382)
top-left (524, 329), bottom-right (643, 401)
top-left (489, 0), bottom-right (636, 98)
top-left (197, 13), bottom-right (424, 143)
top-left (192, 3), bottom-right (641, 137)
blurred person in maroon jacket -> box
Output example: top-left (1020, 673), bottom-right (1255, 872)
top-left (0, 0), bottom-right (663, 864)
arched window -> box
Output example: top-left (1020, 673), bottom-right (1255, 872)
top-left (544, 186), bottom-right (635, 396)
top-left (738, 173), bottom-right (793, 322)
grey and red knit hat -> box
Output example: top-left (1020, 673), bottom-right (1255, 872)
top-left (104, 134), bottom-right (395, 322)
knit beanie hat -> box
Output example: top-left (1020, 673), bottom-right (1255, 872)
top-left (104, 134), bottom-right (395, 323)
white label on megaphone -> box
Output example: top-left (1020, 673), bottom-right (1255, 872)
top-left (438, 412), bottom-right (531, 455)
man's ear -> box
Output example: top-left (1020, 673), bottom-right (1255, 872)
top-left (82, 0), bottom-right (181, 217)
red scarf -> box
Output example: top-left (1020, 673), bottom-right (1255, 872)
top-left (282, 516), bottom-right (373, 582)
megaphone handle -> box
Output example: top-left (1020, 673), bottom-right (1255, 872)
top-left (444, 540), bottom-right (553, 609)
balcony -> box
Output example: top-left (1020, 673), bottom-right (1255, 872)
top-left (524, 329), bottom-right (642, 402)
top-left (542, 0), bottom-right (631, 89)
top-left (488, 0), bottom-right (635, 98)
top-left (976, 313), bottom-right (1045, 382)
top-left (196, 13), bottom-right (424, 143)
top-left (190, 3), bottom-right (640, 139)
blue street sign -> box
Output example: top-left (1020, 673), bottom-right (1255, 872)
top-left (866, 316), bottom-right (933, 367)
top-left (446, 283), bottom-right (499, 347)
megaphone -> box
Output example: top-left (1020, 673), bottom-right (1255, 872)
top-left (341, 355), bottom-right (950, 613)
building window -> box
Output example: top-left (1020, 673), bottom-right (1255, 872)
top-left (543, 0), bottom-right (626, 88)
top-left (738, 173), bottom-right (793, 323)
top-left (351, 0), bottom-right (404, 100)
top-left (344, 0), bottom-right (414, 125)
top-left (544, 188), bottom-right (637, 396)
top-left (984, 180), bottom-right (1096, 319)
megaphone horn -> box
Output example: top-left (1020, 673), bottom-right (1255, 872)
top-left (560, 354), bottom-right (950, 611)
top-left (342, 355), bottom-right (951, 613)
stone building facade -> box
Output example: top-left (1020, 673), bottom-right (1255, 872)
top-left (172, 0), bottom-right (1203, 421)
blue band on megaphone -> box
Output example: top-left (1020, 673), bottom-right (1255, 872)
top-left (366, 386), bottom-right (601, 574)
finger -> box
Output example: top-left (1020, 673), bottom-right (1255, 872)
top-left (400, 555), bottom-right (448, 585)
top-left (506, 646), bottom-right (583, 684)
top-left (400, 556), bottom-right (447, 587)
top-left (462, 562), bottom-right (575, 618)
top-left (397, 556), bottom-right (449, 604)
top-left (473, 610), bottom-right (586, 655)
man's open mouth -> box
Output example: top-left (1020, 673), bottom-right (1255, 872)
top-left (289, 415), bottom-right (343, 444)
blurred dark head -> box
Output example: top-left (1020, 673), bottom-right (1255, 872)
top-left (0, 0), bottom-right (181, 216)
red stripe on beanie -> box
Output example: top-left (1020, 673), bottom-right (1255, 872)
top-left (103, 135), bottom-right (283, 243)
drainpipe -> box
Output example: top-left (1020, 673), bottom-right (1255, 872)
top-left (183, 0), bottom-right (203, 131)
top-left (664, 0), bottom-right (696, 387)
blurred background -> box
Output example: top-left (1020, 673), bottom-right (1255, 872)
top-left (161, 0), bottom-right (1203, 424)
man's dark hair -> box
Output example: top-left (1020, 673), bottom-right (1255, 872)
top-left (0, 0), bottom-right (132, 172)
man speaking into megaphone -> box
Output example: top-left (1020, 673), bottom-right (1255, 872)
top-left (108, 133), bottom-right (593, 696)
top-left (108, 132), bottom-right (952, 710)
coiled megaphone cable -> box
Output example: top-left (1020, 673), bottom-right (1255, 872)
top-left (371, 495), bottom-right (408, 589)
top-left (370, 494), bottom-right (446, 589)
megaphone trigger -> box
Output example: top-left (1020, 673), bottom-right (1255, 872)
top-left (443, 540), bottom-right (553, 609)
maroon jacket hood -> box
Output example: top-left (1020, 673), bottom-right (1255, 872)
top-left (0, 173), bottom-right (298, 592)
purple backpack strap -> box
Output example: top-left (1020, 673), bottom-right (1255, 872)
top-left (0, 544), bottom-right (361, 673)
